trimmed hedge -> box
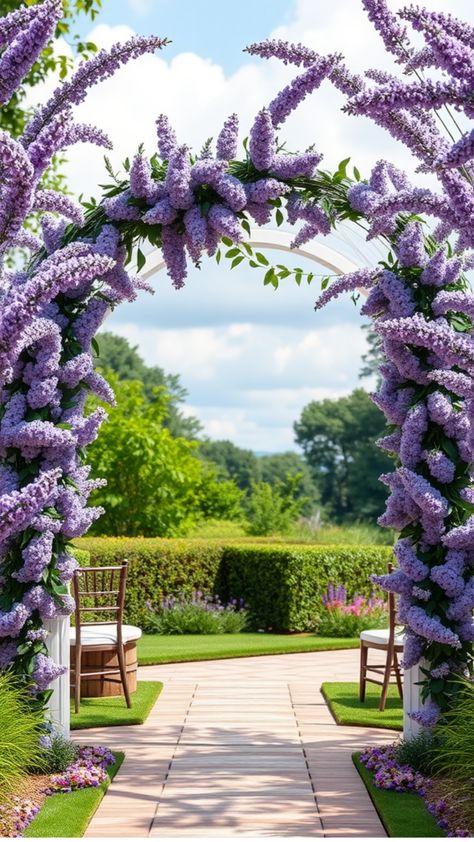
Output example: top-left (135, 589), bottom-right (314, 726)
top-left (74, 537), bottom-right (393, 631)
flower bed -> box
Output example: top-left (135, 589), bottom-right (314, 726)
top-left (358, 744), bottom-right (470, 837)
top-left (0, 745), bottom-right (117, 838)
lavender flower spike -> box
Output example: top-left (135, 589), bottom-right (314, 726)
top-left (216, 113), bottom-right (239, 160)
top-left (249, 109), bottom-right (275, 171)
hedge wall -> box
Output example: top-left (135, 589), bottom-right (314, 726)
top-left (74, 537), bottom-right (393, 631)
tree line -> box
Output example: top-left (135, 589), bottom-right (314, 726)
top-left (86, 332), bottom-right (390, 536)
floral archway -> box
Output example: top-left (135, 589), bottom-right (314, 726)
top-left (0, 0), bottom-right (473, 733)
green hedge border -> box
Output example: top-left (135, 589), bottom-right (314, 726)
top-left (74, 538), bottom-right (392, 631)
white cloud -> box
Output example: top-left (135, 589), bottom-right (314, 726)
top-left (128, 0), bottom-right (154, 15)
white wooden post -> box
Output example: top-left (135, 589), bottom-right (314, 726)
top-left (45, 616), bottom-right (70, 737)
top-left (403, 659), bottom-right (428, 739)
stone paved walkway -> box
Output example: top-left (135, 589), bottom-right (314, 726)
top-left (82, 649), bottom-right (399, 837)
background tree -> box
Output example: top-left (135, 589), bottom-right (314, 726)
top-left (359, 324), bottom-right (384, 384)
top-left (294, 388), bottom-right (391, 522)
top-left (87, 374), bottom-right (240, 536)
top-left (245, 474), bottom-right (308, 536)
top-left (95, 332), bottom-right (202, 439)
top-left (198, 439), bottom-right (260, 491)
top-left (258, 452), bottom-right (320, 515)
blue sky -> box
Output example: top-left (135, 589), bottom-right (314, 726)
top-left (58, 0), bottom-right (472, 451)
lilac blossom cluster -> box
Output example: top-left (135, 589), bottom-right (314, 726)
top-left (248, 2), bottom-right (474, 722)
top-left (101, 97), bottom-right (331, 289)
top-left (0, 0), bottom-right (169, 703)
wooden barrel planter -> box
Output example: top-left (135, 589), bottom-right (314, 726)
top-left (70, 639), bottom-right (138, 699)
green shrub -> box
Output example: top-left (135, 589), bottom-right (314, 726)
top-left (36, 731), bottom-right (79, 774)
top-left (430, 679), bottom-right (474, 831)
top-left (395, 731), bottom-right (439, 776)
top-left (75, 537), bottom-right (392, 632)
top-left (144, 593), bottom-right (248, 635)
top-left (0, 674), bottom-right (43, 801)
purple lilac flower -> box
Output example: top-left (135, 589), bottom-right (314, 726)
top-left (361, 0), bottom-right (410, 59)
top-left (268, 56), bottom-right (337, 127)
top-left (24, 34), bottom-right (169, 145)
top-left (216, 113), bottom-right (239, 160)
top-left (407, 605), bottom-right (461, 648)
top-left (395, 222), bottom-right (427, 267)
top-left (31, 653), bottom-right (66, 691)
top-left (314, 269), bottom-right (376, 311)
top-left (249, 109), bottom-right (274, 171)
top-left (399, 403), bottom-right (428, 468)
top-left (0, 468), bottom-right (61, 543)
top-left (401, 631), bottom-right (425, 669)
top-left (0, 640), bottom-right (18, 667)
top-left (0, 603), bottom-right (30, 637)
top-left (398, 467), bottom-right (449, 518)
top-left (215, 175), bottom-right (247, 211)
top-left (443, 516), bottom-right (474, 550)
top-left (160, 225), bottom-right (187, 289)
top-left (208, 204), bottom-right (242, 241)
top-left (155, 114), bottom-right (177, 160)
top-left (424, 450), bottom-right (456, 485)
top-left (393, 538), bottom-right (429, 582)
top-left (270, 151), bottom-right (321, 179)
top-left (129, 153), bottom-right (155, 201)
top-left (143, 197), bottom-right (177, 225)
top-left (165, 145), bottom-right (193, 210)
top-left (56, 552), bottom-right (79, 584)
top-left (430, 662), bottom-right (451, 679)
top-left (0, 0), bottom-right (61, 107)
top-left (371, 568), bottom-right (412, 596)
top-left (409, 698), bottom-right (441, 728)
top-left (14, 530), bottom-right (54, 583)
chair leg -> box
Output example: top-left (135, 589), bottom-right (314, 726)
top-left (359, 643), bottom-right (368, 702)
top-left (74, 645), bottom-right (82, 714)
top-left (117, 643), bottom-right (132, 708)
top-left (394, 651), bottom-right (403, 700)
top-left (379, 647), bottom-right (393, 712)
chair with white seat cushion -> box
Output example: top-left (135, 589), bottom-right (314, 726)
top-left (70, 560), bottom-right (138, 713)
top-left (359, 563), bottom-right (404, 712)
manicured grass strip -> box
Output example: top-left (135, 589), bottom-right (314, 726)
top-left (25, 751), bottom-right (124, 838)
top-left (353, 753), bottom-right (444, 837)
top-left (137, 633), bottom-right (359, 665)
top-left (71, 681), bottom-right (162, 730)
top-left (322, 681), bottom-right (403, 731)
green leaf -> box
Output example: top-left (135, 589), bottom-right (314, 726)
top-left (353, 166), bottom-right (361, 181)
top-left (225, 248), bottom-right (240, 258)
top-left (263, 268), bottom-right (278, 288)
top-left (255, 252), bottom-right (269, 266)
top-left (241, 219), bottom-right (251, 236)
top-left (321, 276), bottom-right (330, 290)
top-left (221, 236), bottom-right (233, 247)
top-left (91, 337), bottom-right (100, 357)
top-left (136, 248), bottom-right (146, 272)
top-left (231, 255), bottom-right (245, 269)
top-left (275, 208), bottom-right (284, 227)
top-left (215, 249), bottom-right (221, 265)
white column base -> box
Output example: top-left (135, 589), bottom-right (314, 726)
top-left (403, 659), bottom-right (428, 740)
top-left (44, 615), bottom-right (70, 738)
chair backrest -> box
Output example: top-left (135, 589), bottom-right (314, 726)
top-left (72, 560), bottom-right (128, 646)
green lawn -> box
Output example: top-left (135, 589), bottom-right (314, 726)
top-left (137, 633), bottom-right (359, 665)
top-left (71, 681), bottom-right (162, 730)
top-left (322, 681), bottom-right (403, 730)
top-left (25, 752), bottom-right (124, 838)
top-left (353, 753), bottom-right (444, 837)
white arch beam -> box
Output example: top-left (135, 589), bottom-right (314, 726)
top-left (138, 227), bottom-right (359, 281)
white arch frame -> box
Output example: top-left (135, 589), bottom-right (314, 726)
top-left (139, 227), bottom-right (359, 281)
top-left (51, 227), bottom-right (420, 739)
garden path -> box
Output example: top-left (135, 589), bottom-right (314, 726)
top-left (81, 648), bottom-right (398, 837)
